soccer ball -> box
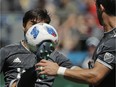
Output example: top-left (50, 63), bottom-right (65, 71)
top-left (25, 23), bottom-right (58, 52)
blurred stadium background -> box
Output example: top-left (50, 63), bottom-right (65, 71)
top-left (0, 0), bottom-right (104, 87)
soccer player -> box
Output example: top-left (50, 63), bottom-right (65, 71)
top-left (0, 8), bottom-right (73, 87)
top-left (37, 0), bottom-right (116, 87)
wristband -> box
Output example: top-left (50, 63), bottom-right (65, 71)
top-left (57, 67), bottom-right (67, 75)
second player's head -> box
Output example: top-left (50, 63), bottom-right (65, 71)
top-left (95, 0), bottom-right (116, 25)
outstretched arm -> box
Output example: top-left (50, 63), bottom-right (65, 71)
top-left (36, 59), bottom-right (111, 85)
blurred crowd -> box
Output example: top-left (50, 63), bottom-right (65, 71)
top-left (0, 0), bottom-right (104, 66)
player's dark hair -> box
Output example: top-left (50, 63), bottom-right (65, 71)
top-left (23, 8), bottom-right (51, 27)
top-left (96, 0), bottom-right (116, 16)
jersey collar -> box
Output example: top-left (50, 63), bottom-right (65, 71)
top-left (104, 28), bottom-right (116, 38)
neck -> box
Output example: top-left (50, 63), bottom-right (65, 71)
top-left (103, 13), bottom-right (116, 32)
top-left (21, 40), bottom-right (30, 51)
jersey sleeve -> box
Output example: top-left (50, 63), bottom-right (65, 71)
top-left (0, 47), bottom-right (7, 72)
top-left (51, 51), bottom-right (73, 68)
top-left (96, 38), bottom-right (116, 70)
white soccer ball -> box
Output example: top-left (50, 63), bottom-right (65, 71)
top-left (25, 23), bottom-right (58, 51)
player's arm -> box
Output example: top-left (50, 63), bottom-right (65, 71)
top-left (51, 51), bottom-right (73, 68)
top-left (64, 61), bottom-right (110, 85)
top-left (70, 37), bottom-right (116, 85)
top-left (36, 60), bottom-right (111, 85)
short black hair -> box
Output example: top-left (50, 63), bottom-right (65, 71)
top-left (96, 0), bottom-right (116, 16)
top-left (23, 8), bottom-right (51, 27)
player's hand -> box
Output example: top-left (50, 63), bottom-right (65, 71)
top-left (35, 59), bottom-right (59, 76)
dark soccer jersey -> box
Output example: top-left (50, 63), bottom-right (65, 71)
top-left (90, 28), bottom-right (116, 87)
top-left (0, 42), bottom-right (73, 87)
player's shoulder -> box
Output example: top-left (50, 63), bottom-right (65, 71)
top-left (0, 42), bottom-right (20, 52)
top-left (104, 28), bottom-right (116, 45)
top-left (2, 42), bottom-right (20, 49)
top-left (0, 42), bottom-right (21, 59)
top-left (104, 37), bottom-right (116, 48)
